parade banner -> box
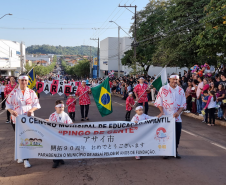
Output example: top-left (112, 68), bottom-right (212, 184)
top-left (15, 115), bottom-right (176, 160)
top-left (36, 80), bottom-right (77, 95)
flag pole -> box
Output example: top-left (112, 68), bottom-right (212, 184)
top-left (65, 72), bottom-right (114, 108)
top-left (0, 63), bottom-right (39, 106)
top-left (133, 66), bottom-right (167, 108)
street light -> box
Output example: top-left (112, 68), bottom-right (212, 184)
top-left (109, 21), bottom-right (121, 78)
top-left (0, 13), bottom-right (12, 20)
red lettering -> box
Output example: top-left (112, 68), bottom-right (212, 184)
top-left (78, 131), bottom-right (84, 136)
top-left (63, 131), bottom-right (68, 135)
top-left (72, 131), bottom-right (77, 135)
top-left (129, 128), bottom-right (134, 133)
top-left (100, 131), bottom-right (104, 134)
top-left (94, 131), bottom-right (99, 135)
top-left (85, 131), bottom-right (90, 135)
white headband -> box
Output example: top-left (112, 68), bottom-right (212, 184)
top-left (170, 75), bottom-right (179, 79)
top-left (139, 77), bottom-right (144, 80)
top-left (19, 76), bottom-right (29, 80)
top-left (136, 106), bottom-right (143, 111)
top-left (82, 80), bottom-right (86, 83)
top-left (55, 104), bottom-right (64, 108)
top-left (129, 92), bottom-right (133, 95)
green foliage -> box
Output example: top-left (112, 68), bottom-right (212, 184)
top-left (26, 45), bottom-right (98, 56)
top-left (122, 0), bottom-right (169, 74)
top-left (153, 0), bottom-right (212, 67)
top-left (196, 0), bottom-right (226, 63)
top-left (24, 60), bottom-right (56, 76)
top-left (61, 59), bottom-right (90, 78)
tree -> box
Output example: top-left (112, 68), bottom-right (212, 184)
top-left (153, 0), bottom-right (211, 68)
top-left (196, 0), bottom-right (226, 64)
top-left (122, 0), bottom-right (169, 74)
top-left (72, 60), bottom-right (90, 78)
top-left (26, 45), bottom-right (98, 56)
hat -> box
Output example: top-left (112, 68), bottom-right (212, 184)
top-left (135, 106), bottom-right (143, 111)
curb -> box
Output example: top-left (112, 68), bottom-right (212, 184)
top-left (112, 93), bottom-right (226, 127)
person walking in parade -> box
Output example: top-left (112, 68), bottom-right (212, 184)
top-left (4, 76), bottom-right (18, 123)
top-left (76, 80), bottom-right (91, 121)
top-left (154, 73), bottom-right (186, 159)
top-left (66, 92), bottom-right (76, 121)
top-left (125, 92), bottom-right (135, 121)
top-left (6, 73), bottom-right (41, 168)
top-left (133, 77), bottom-right (150, 114)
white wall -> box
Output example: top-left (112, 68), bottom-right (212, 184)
top-left (0, 39), bottom-right (25, 76)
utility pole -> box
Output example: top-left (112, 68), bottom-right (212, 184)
top-left (90, 38), bottom-right (100, 78)
top-left (20, 42), bottom-right (24, 73)
top-left (119, 4), bottom-right (137, 73)
top-left (90, 46), bottom-right (92, 78)
top-left (118, 26), bottom-right (120, 77)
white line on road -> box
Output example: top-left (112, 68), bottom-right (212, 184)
top-left (113, 100), bottom-right (226, 151)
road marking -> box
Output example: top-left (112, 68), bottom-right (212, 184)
top-left (0, 110), bottom-right (6, 115)
top-left (182, 129), bottom-right (226, 151)
top-left (113, 100), bottom-right (226, 151)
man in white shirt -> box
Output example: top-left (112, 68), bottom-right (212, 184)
top-left (155, 73), bottom-right (186, 159)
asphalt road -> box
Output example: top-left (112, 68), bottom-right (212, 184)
top-left (0, 92), bottom-right (226, 185)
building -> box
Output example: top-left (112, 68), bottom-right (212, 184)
top-left (26, 54), bottom-right (51, 65)
top-left (100, 37), bottom-right (132, 77)
top-left (0, 39), bottom-right (26, 77)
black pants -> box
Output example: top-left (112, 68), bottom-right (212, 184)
top-left (125, 110), bottom-right (131, 120)
top-left (186, 96), bottom-right (192, 111)
top-left (176, 122), bottom-right (182, 152)
top-left (80, 105), bottom-right (89, 118)
top-left (208, 108), bottom-right (215, 125)
top-left (138, 102), bottom-right (149, 115)
top-left (1, 92), bottom-right (5, 109)
top-left (7, 110), bottom-right (10, 121)
top-left (69, 112), bottom-right (75, 120)
top-left (11, 120), bottom-right (29, 160)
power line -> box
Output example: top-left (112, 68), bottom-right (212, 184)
top-left (0, 27), bottom-right (119, 30)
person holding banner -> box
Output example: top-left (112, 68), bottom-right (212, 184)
top-left (154, 73), bottom-right (186, 159)
top-left (4, 76), bottom-right (17, 123)
top-left (6, 73), bottom-right (41, 168)
top-left (133, 77), bottom-right (150, 114)
top-left (76, 80), bottom-right (91, 121)
top-left (49, 100), bottom-right (73, 168)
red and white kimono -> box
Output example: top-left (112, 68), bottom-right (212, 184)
top-left (49, 111), bottom-right (73, 124)
top-left (6, 87), bottom-right (41, 123)
top-left (133, 83), bottom-right (149, 103)
top-left (126, 96), bottom-right (135, 111)
top-left (4, 83), bottom-right (17, 96)
top-left (75, 86), bottom-right (91, 105)
top-left (154, 84), bottom-right (186, 122)
top-left (131, 113), bottom-right (152, 122)
top-left (66, 98), bottom-right (76, 113)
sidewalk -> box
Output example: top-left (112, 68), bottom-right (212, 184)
top-left (113, 93), bottom-right (226, 127)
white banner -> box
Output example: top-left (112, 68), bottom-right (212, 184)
top-left (15, 115), bottom-right (176, 160)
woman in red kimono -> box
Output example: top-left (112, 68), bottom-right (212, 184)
top-left (4, 76), bottom-right (17, 123)
top-left (76, 80), bottom-right (91, 121)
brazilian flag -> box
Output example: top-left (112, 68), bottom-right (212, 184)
top-left (91, 77), bottom-right (112, 117)
top-left (28, 68), bottom-right (37, 93)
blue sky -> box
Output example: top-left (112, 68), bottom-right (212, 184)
top-left (0, 0), bottom-right (149, 47)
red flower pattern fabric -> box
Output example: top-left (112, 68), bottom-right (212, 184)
top-left (154, 84), bottom-right (186, 122)
top-left (4, 83), bottom-right (17, 96)
top-left (133, 84), bottom-right (149, 103)
top-left (66, 98), bottom-right (76, 112)
top-left (75, 86), bottom-right (91, 105)
top-left (126, 96), bottom-right (135, 111)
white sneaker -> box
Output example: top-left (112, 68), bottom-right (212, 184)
top-left (187, 111), bottom-right (190, 113)
top-left (24, 160), bottom-right (31, 168)
top-left (17, 159), bottom-right (23, 164)
top-left (135, 156), bottom-right (140, 160)
top-left (199, 114), bottom-right (203, 117)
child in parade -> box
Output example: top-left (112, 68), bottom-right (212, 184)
top-left (131, 106), bottom-right (152, 160)
top-left (204, 91), bottom-right (216, 126)
top-left (49, 100), bottom-right (73, 168)
top-left (125, 92), bottom-right (135, 121)
top-left (201, 90), bottom-right (209, 123)
top-left (66, 92), bottom-right (76, 121)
